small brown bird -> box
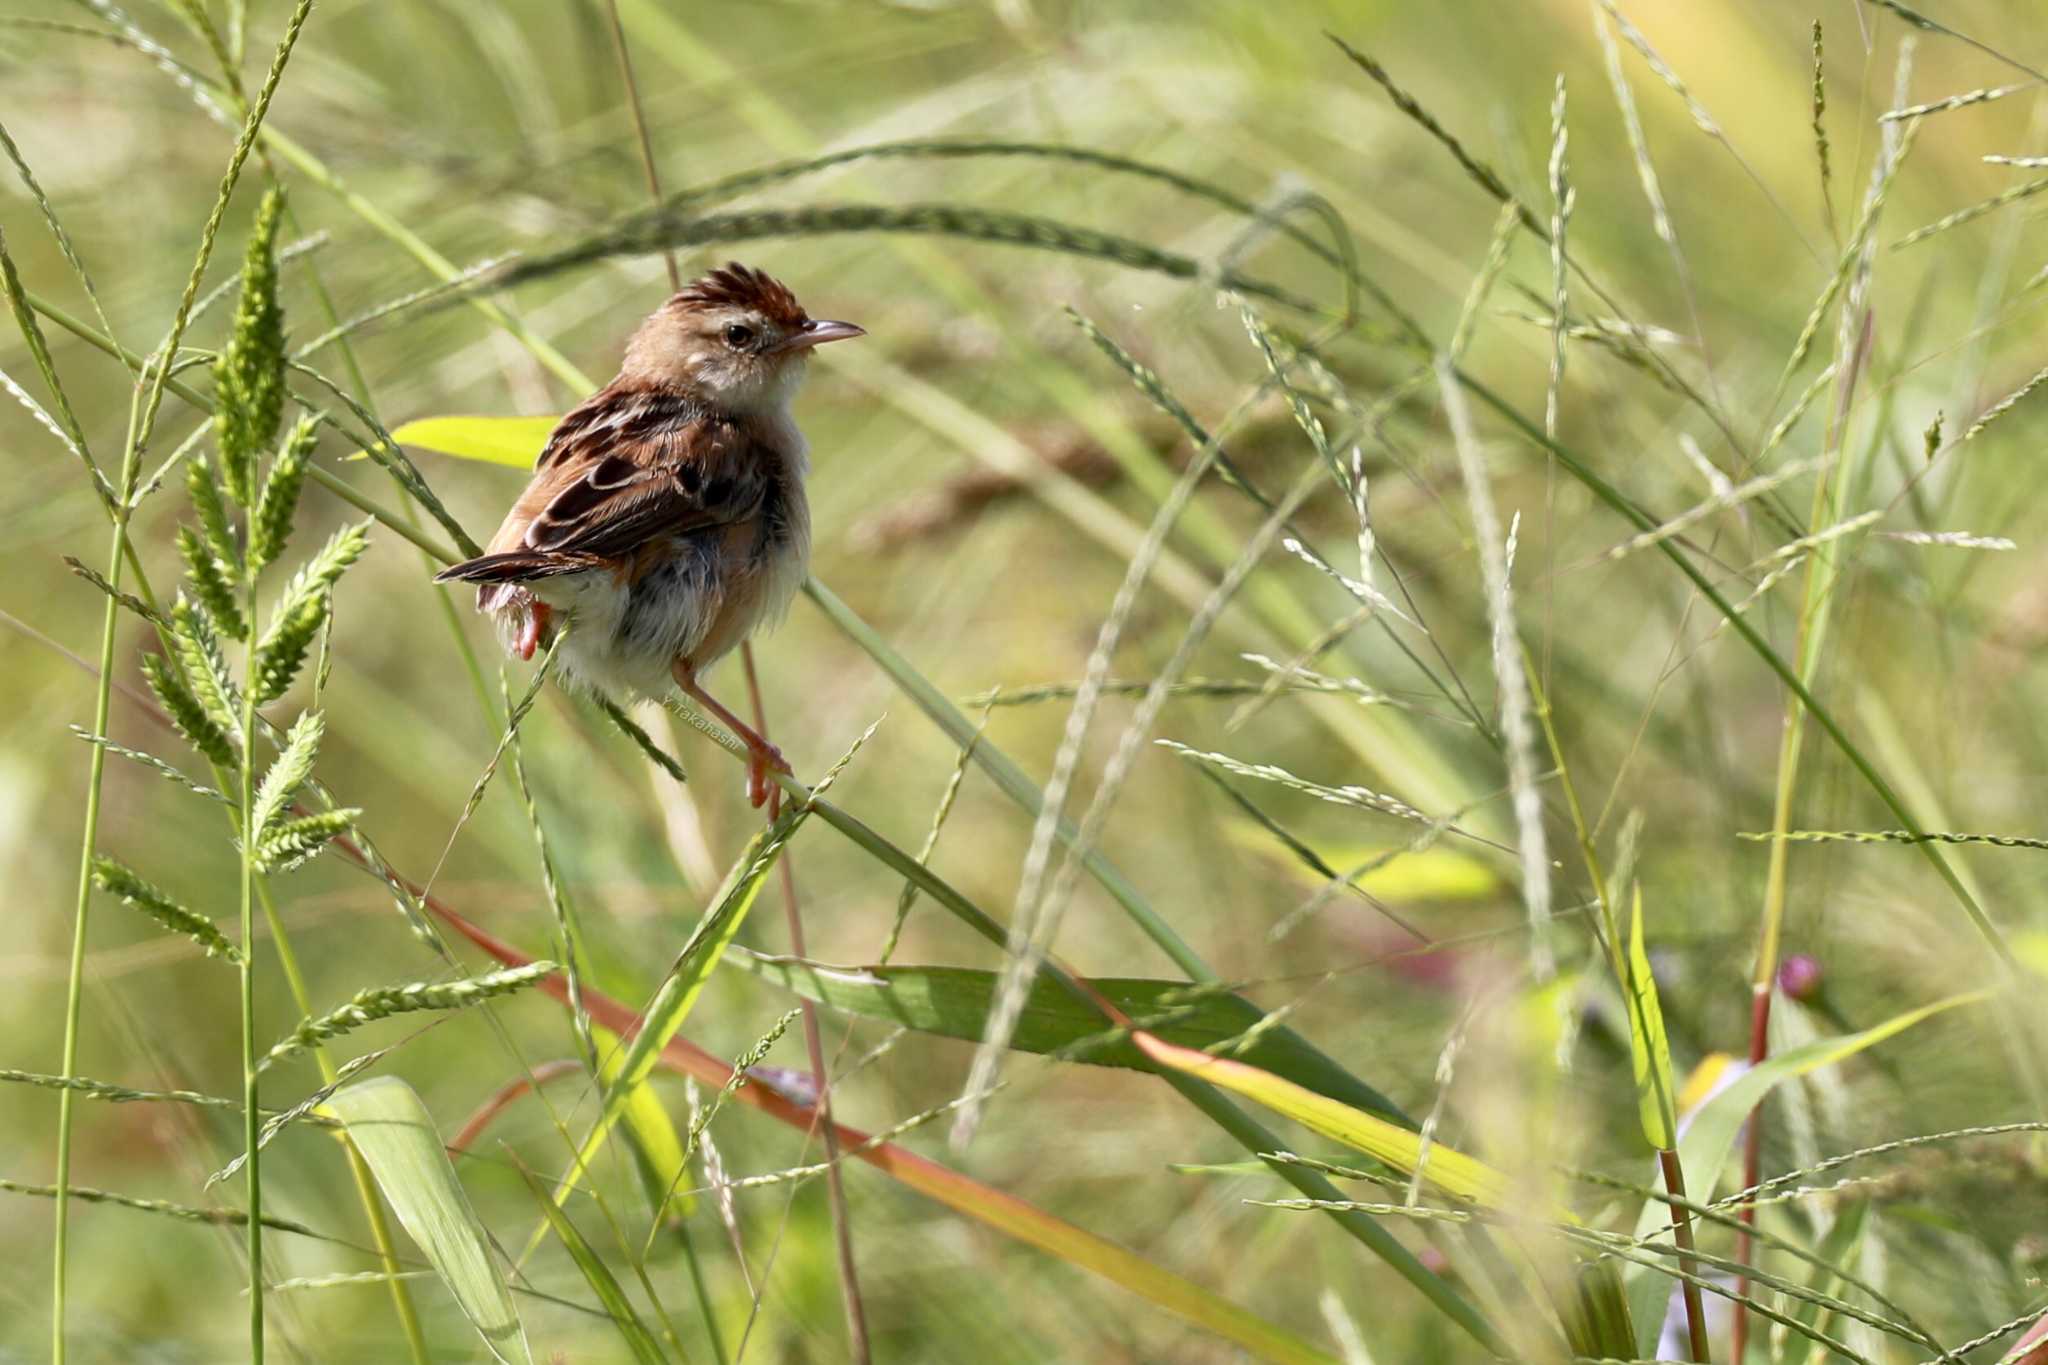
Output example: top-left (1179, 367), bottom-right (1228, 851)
top-left (436, 263), bottom-right (863, 806)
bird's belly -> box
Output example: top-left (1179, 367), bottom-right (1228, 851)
top-left (517, 525), bottom-right (806, 700)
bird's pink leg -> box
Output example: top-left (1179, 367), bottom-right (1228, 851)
top-left (515, 600), bottom-right (551, 662)
top-left (671, 658), bottom-right (789, 808)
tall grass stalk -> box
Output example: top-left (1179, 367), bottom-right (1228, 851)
top-left (50, 384), bottom-right (132, 1365)
top-left (1733, 48), bottom-right (1908, 1357)
top-left (741, 649), bottom-right (871, 1361)
top-left (47, 6), bottom-right (309, 1358)
top-left (235, 512), bottom-right (265, 1361)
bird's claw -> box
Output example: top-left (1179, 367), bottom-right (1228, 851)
top-left (747, 743), bottom-right (792, 809)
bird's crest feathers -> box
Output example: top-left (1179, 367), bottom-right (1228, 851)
top-left (671, 262), bottom-right (807, 327)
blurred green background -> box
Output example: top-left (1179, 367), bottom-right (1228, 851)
top-left (8, 0), bottom-right (2048, 1360)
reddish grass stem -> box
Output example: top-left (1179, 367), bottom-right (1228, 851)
top-left (591, 6), bottom-right (867, 1345)
top-left (1658, 1147), bottom-right (1712, 1362)
top-left (741, 642), bottom-right (872, 1363)
top-left (447, 1059), bottom-right (584, 1154)
top-left (1731, 986), bottom-right (1771, 1362)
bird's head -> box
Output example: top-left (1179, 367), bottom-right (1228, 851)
top-left (620, 261), bottom-right (863, 413)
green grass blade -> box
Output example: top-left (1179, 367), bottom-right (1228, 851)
top-left (1130, 1029), bottom-right (1521, 1212)
top-left (325, 1077), bottom-right (531, 1364)
top-left (376, 414), bottom-right (562, 469)
top-left (1624, 889), bottom-right (1677, 1151)
top-left (512, 1163), bottom-right (667, 1365)
top-left (550, 798), bottom-right (811, 1212)
top-left (728, 953), bottom-right (1408, 1122)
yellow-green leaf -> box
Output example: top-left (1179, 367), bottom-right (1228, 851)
top-left (1129, 1029), bottom-right (1518, 1211)
top-left (545, 801), bottom-right (808, 1232)
top-left (378, 415), bottom-right (560, 469)
top-left (593, 1023), bottom-right (693, 1217)
top-left (2011, 930), bottom-right (2048, 980)
top-left (325, 1077), bottom-right (530, 1365)
top-left (1228, 821), bottom-right (1497, 902)
top-left (1624, 887), bottom-right (1678, 1151)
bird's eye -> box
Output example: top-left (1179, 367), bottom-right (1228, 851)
top-left (723, 323), bottom-right (755, 349)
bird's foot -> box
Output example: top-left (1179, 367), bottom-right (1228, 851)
top-left (746, 739), bottom-right (792, 809)
top-left (515, 601), bottom-right (552, 662)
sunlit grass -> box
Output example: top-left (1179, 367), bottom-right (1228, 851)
top-left (8, 2), bottom-right (2048, 1361)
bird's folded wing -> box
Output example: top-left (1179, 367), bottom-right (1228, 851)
top-left (524, 420), bottom-right (766, 560)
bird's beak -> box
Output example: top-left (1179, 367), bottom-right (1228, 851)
top-left (776, 319), bottom-right (865, 352)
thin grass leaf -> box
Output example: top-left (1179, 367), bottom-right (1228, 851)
top-left (1791, 1197), bottom-right (1870, 1347)
top-left (728, 954), bottom-right (1407, 1120)
top-left (549, 798), bottom-right (811, 1210)
top-left (0, 361), bottom-right (93, 479)
top-left (960, 315), bottom-right (1253, 1149)
top-left (378, 414), bottom-right (562, 469)
top-left (0, 223), bottom-right (109, 505)
top-left (1440, 360), bottom-right (1550, 971)
top-left (512, 1163), bottom-right (666, 1365)
top-left (63, 556), bottom-right (163, 627)
top-left (325, 1077), bottom-right (531, 1365)
top-left (806, 562), bottom-right (1493, 1344)
top-left (0, 116), bottom-right (119, 369)
top-left (1880, 82), bottom-right (2028, 121)
top-left (69, 729), bottom-right (226, 803)
top-left (1128, 1030), bottom-right (1520, 1211)
top-left (1622, 889), bottom-right (1676, 1150)
top-left (1456, 371), bottom-right (2011, 965)
top-left (286, 362), bottom-right (483, 558)
top-left (590, 1024), bottom-right (691, 1221)
top-left (0, 1176), bottom-right (316, 1236)
top-left (1894, 177), bottom-right (2048, 251)
top-left (1738, 828), bottom-right (2048, 850)
top-left (1160, 741), bottom-right (1430, 824)
top-left (486, 203), bottom-right (1319, 314)
top-left (596, 698), bottom-right (688, 783)
top-left (90, 856), bottom-right (240, 963)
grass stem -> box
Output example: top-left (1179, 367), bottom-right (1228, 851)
top-left (239, 522), bottom-right (265, 1362)
top-left (740, 643), bottom-right (872, 1362)
top-left (1658, 1147), bottom-right (1712, 1362)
